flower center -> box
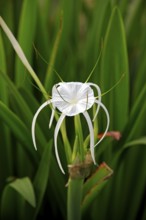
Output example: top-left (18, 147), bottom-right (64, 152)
top-left (52, 82), bottom-right (95, 116)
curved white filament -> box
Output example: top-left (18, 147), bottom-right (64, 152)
top-left (54, 114), bottom-right (66, 174)
top-left (49, 108), bottom-right (55, 128)
top-left (94, 100), bottom-right (110, 148)
top-left (31, 82), bottom-right (110, 174)
top-left (32, 100), bottom-right (52, 150)
top-left (83, 111), bottom-right (96, 164)
top-left (87, 83), bottom-right (101, 121)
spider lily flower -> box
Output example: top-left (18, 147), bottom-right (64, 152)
top-left (32, 82), bottom-right (110, 174)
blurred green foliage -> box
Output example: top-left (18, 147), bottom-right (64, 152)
top-left (0, 0), bottom-right (146, 219)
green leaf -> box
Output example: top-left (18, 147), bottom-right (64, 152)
top-left (9, 177), bottom-right (36, 207)
top-left (1, 177), bottom-right (36, 220)
top-left (132, 31), bottom-right (146, 101)
top-left (0, 101), bottom-right (37, 162)
top-left (123, 137), bottom-right (146, 149)
top-left (0, 30), bottom-right (12, 181)
top-left (33, 140), bottom-right (52, 218)
top-left (0, 72), bottom-right (47, 154)
top-left (18, 87), bottom-right (51, 138)
top-left (0, 30), bottom-right (7, 102)
top-left (1, 183), bottom-right (19, 219)
top-left (44, 15), bottom-right (63, 91)
top-left (0, 0), bottom-right (14, 72)
top-left (82, 162), bottom-right (113, 214)
top-left (0, 16), bottom-right (47, 99)
top-left (122, 85), bottom-right (146, 142)
top-left (15, 0), bottom-right (38, 88)
top-left (100, 7), bottom-right (129, 131)
top-left (84, 0), bottom-right (111, 75)
top-left (110, 86), bottom-right (146, 220)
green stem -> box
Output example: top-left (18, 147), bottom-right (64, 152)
top-left (60, 119), bottom-right (72, 163)
top-left (74, 115), bottom-right (84, 162)
top-left (67, 178), bottom-right (83, 220)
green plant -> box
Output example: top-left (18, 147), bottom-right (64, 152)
top-left (0, 0), bottom-right (146, 219)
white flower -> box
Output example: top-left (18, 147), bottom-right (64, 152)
top-left (32, 82), bottom-right (110, 174)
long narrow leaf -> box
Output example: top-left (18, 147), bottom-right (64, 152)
top-left (10, 177), bottom-right (36, 207)
top-left (1, 177), bottom-right (36, 220)
top-left (100, 7), bottom-right (129, 131)
top-left (0, 101), bottom-right (37, 163)
top-left (33, 140), bottom-right (52, 218)
top-left (15, 0), bottom-right (38, 88)
top-left (0, 16), bottom-right (47, 98)
top-left (82, 162), bottom-right (113, 214)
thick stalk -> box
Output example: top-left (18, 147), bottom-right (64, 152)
top-left (67, 178), bottom-right (83, 220)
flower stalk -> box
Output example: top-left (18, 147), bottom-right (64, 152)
top-left (67, 178), bottom-right (83, 220)
top-left (74, 115), bottom-right (84, 162)
top-left (67, 153), bottom-right (93, 220)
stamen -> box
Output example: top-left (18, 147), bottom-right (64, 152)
top-left (95, 73), bottom-right (125, 99)
top-left (55, 85), bottom-right (70, 104)
top-left (53, 69), bottom-right (64, 82)
top-left (85, 47), bottom-right (102, 83)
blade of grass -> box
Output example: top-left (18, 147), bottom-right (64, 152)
top-left (121, 85), bottom-right (146, 142)
top-left (0, 101), bottom-right (38, 163)
top-left (117, 87), bottom-right (146, 220)
top-left (123, 137), bottom-right (146, 148)
top-left (18, 87), bottom-right (52, 138)
top-left (47, 155), bottom-right (67, 219)
top-left (1, 183), bottom-right (19, 219)
top-left (0, 72), bottom-right (47, 153)
top-left (0, 31), bottom-right (8, 102)
top-left (84, 0), bottom-right (111, 76)
top-left (100, 6), bottom-right (129, 131)
top-left (15, 0), bottom-right (38, 88)
top-left (0, 16), bottom-right (47, 99)
top-left (1, 177), bottom-right (36, 220)
top-left (107, 85), bottom-right (146, 220)
top-left (0, 0), bottom-right (14, 75)
top-left (82, 162), bottom-right (113, 215)
top-left (0, 29), bottom-right (12, 179)
top-left (9, 177), bottom-right (36, 207)
top-left (33, 140), bottom-right (52, 219)
top-left (1, 18), bottom-right (71, 163)
top-left (44, 14), bottom-right (63, 91)
top-left (132, 30), bottom-right (146, 101)
top-left (93, 7), bottom-right (129, 220)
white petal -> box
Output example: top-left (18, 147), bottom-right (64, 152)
top-left (94, 100), bottom-right (110, 147)
top-left (54, 114), bottom-right (66, 174)
top-left (32, 100), bottom-right (52, 150)
top-left (83, 111), bottom-right (96, 164)
top-left (52, 82), bottom-right (94, 116)
top-left (87, 83), bottom-right (101, 121)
